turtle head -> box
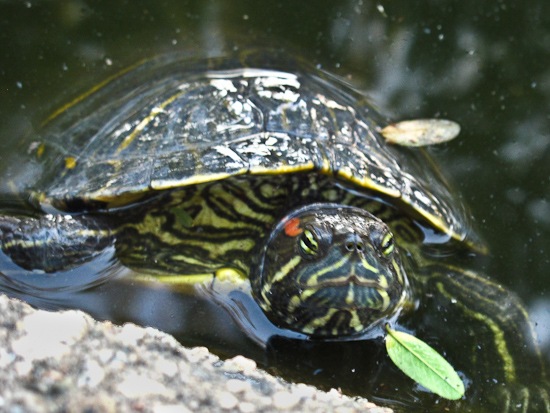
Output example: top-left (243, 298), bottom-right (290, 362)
top-left (252, 204), bottom-right (408, 337)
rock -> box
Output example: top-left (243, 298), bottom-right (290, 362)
top-left (0, 293), bottom-right (393, 412)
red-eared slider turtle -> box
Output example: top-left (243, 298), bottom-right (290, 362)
top-left (0, 53), bottom-right (547, 412)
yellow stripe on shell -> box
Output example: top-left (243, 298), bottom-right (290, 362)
top-left (337, 168), bottom-right (401, 198)
top-left (151, 150), bottom-right (319, 192)
top-left (248, 162), bottom-right (316, 175)
top-left (42, 58), bottom-right (149, 126)
top-left (319, 158), bottom-right (331, 173)
top-left (336, 168), bottom-right (469, 246)
top-left (116, 89), bottom-right (188, 154)
top-left (149, 171), bottom-right (243, 191)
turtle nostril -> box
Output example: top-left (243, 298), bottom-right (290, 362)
top-left (345, 237), bottom-right (364, 252)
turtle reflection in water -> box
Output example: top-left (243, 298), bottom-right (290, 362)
top-left (0, 53), bottom-right (547, 412)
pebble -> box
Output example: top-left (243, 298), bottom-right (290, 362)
top-left (97, 348), bottom-right (114, 364)
top-left (77, 359), bottom-right (106, 388)
top-left (11, 310), bottom-right (88, 361)
top-left (177, 360), bottom-right (191, 383)
top-left (0, 347), bottom-right (15, 368)
top-left (65, 392), bottom-right (117, 413)
top-left (223, 355), bottom-right (257, 373)
top-left (239, 401), bottom-right (256, 413)
top-left (108, 350), bottom-right (129, 370)
top-left (292, 383), bottom-right (316, 399)
top-left (155, 357), bottom-right (179, 378)
top-left (152, 403), bottom-right (193, 413)
top-left (225, 378), bottom-right (251, 393)
top-left (117, 323), bottom-right (147, 346)
top-left (185, 346), bottom-right (211, 363)
top-left (335, 408), bottom-right (355, 413)
top-left (317, 388), bottom-right (345, 403)
top-left (217, 391), bottom-right (239, 410)
top-left (14, 359), bottom-right (33, 376)
top-left (272, 390), bottom-right (300, 410)
top-left (117, 372), bottom-right (176, 399)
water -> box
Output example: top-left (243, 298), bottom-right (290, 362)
top-left (0, 1), bottom-right (549, 412)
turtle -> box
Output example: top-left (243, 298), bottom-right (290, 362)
top-left (0, 52), bottom-right (547, 412)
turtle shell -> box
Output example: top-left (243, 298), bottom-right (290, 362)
top-left (10, 52), bottom-right (476, 245)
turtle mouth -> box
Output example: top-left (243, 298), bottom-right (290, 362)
top-left (305, 273), bottom-right (385, 289)
top-left (285, 283), bottom-right (396, 337)
top-left (299, 281), bottom-right (393, 313)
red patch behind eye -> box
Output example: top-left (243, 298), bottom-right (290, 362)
top-left (284, 217), bottom-right (303, 237)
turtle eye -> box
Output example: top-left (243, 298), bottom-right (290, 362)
top-left (380, 232), bottom-right (395, 256)
top-left (299, 229), bottom-right (319, 256)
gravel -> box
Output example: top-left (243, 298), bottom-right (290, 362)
top-left (0, 293), bottom-right (392, 413)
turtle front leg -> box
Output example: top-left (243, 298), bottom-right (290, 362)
top-left (0, 214), bottom-right (113, 273)
top-left (426, 265), bottom-right (549, 411)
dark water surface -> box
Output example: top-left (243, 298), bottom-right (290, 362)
top-left (1, 1), bottom-right (549, 412)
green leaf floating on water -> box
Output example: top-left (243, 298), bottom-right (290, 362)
top-left (385, 326), bottom-right (465, 400)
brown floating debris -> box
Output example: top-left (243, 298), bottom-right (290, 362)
top-left (381, 119), bottom-right (460, 147)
